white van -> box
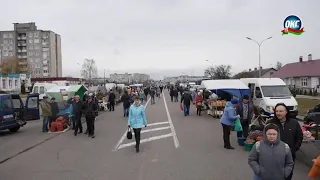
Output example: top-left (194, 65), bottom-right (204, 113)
top-left (240, 78), bottom-right (298, 117)
top-left (32, 83), bottom-right (58, 100)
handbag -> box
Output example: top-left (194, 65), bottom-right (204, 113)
top-left (126, 128), bottom-right (132, 139)
top-left (180, 104), bottom-right (183, 111)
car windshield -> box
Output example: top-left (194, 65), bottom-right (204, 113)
top-left (261, 85), bottom-right (292, 97)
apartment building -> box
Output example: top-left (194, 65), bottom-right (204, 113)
top-left (0, 22), bottom-right (62, 78)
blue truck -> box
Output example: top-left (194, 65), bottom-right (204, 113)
top-left (0, 93), bottom-right (40, 132)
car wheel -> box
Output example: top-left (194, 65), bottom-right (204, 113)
top-left (9, 126), bottom-right (20, 132)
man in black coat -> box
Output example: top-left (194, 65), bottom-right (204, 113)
top-left (73, 95), bottom-right (83, 135)
top-left (83, 96), bottom-right (98, 138)
top-left (181, 89), bottom-right (193, 116)
top-left (121, 91), bottom-right (130, 117)
top-left (108, 90), bottom-right (116, 111)
top-left (267, 103), bottom-right (303, 180)
top-left (236, 95), bottom-right (254, 138)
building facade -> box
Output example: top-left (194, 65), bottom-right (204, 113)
top-left (163, 75), bottom-right (206, 83)
top-left (0, 22), bottom-right (62, 78)
top-left (31, 77), bottom-right (86, 86)
top-left (233, 67), bottom-right (277, 79)
top-left (0, 73), bottom-right (32, 92)
top-left (271, 55), bottom-right (320, 91)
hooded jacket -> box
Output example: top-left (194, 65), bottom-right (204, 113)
top-left (128, 104), bottom-right (147, 129)
top-left (220, 102), bottom-right (238, 126)
top-left (248, 124), bottom-right (294, 180)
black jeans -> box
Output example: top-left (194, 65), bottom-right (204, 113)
top-left (109, 101), bottom-right (115, 111)
top-left (86, 116), bottom-right (95, 136)
top-left (74, 112), bottom-right (83, 134)
top-left (196, 108), bottom-right (201, 115)
top-left (170, 96), bottom-right (173, 102)
top-left (174, 96), bottom-right (178, 102)
top-left (133, 128), bottom-right (142, 150)
top-left (237, 121), bottom-right (249, 138)
top-left (221, 123), bottom-right (231, 147)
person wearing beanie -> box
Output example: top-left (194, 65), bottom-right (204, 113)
top-left (248, 123), bottom-right (294, 180)
top-left (236, 94), bottom-right (254, 138)
top-left (220, 96), bottom-right (240, 149)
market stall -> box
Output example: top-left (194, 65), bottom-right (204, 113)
top-left (199, 80), bottom-right (250, 117)
top-left (45, 85), bottom-right (87, 133)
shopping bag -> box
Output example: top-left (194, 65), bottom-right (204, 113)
top-left (180, 104), bottom-right (183, 111)
top-left (234, 118), bottom-right (243, 132)
top-left (126, 128), bottom-right (132, 139)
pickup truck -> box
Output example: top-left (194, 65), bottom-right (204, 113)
top-left (0, 93), bottom-right (40, 132)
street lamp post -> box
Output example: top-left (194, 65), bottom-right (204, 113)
top-left (205, 60), bottom-right (214, 79)
top-left (246, 36), bottom-right (272, 77)
top-left (104, 69), bottom-right (106, 83)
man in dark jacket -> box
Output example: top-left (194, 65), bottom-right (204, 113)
top-left (143, 87), bottom-right (149, 101)
top-left (267, 103), bottom-right (303, 180)
top-left (108, 90), bottom-right (116, 111)
top-left (49, 97), bottom-right (59, 128)
top-left (181, 89), bottom-right (193, 116)
top-left (73, 95), bottom-right (83, 136)
top-left (236, 95), bottom-right (254, 138)
top-left (169, 88), bottom-right (174, 102)
top-left (173, 87), bottom-right (179, 102)
top-left (83, 96), bottom-right (97, 138)
top-left (150, 87), bottom-right (155, 104)
top-left (121, 91), bottom-right (130, 117)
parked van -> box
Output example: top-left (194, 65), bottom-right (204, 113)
top-left (32, 83), bottom-right (58, 100)
top-left (240, 78), bottom-right (298, 117)
top-left (0, 93), bottom-right (40, 132)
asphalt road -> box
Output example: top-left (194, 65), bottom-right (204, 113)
top-left (0, 92), bottom-right (311, 180)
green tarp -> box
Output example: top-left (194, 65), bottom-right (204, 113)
top-left (45, 85), bottom-right (87, 102)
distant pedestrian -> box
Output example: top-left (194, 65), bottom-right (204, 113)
top-left (121, 91), bottom-right (130, 117)
top-left (156, 87), bottom-right (161, 98)
top-left (181, 89), bottom-right (193, 116)
top-left (248, 123), bottom-right (294, 180)
top-left (73, 95), bottom-right (83, 136)
top-left (49, 97), bottom-right (59, 128)
top-left (195, 92), bottom-right (203, 116)
top-left (236, 95), bottom-right (254, 138)
top-left (220, 98), bottom-right (240, 149)
top-left (128, 96), bottom-right (147, 153)
top-left (150, 87), bottom-right (155, 104)
top-left (108, 90), bottom-right (116, 111)
top-left (40, 96), bottom-right (52, 132)
top-left (83, 96), bottom-right (97, 138)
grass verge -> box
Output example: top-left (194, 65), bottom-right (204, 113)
top-left (296, 98), bottom-right (320, 115)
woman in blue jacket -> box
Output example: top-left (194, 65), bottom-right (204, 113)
top-left (128, 96), bottom-right (148, 153)
top-left (220, 98), bottom-right (240, 149)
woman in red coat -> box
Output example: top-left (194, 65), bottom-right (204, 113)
top-left (195, 92), bottom-right (203, 116)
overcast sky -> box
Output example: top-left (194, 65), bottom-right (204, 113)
top-left (1, 0), bottom-right (319, 79)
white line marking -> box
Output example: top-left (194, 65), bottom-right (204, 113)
top-left (117, 133), bottom-right (173, 149)
top-left (112, 97), bottom-right (151, 152)
top-left (162, 91), bottom-right (180, 148)
top-left (133, 126), bottom-right (171, 134)
top-left (148, 121), bottom-right (169, 127)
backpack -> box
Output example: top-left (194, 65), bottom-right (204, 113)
top-left (255, 141), bottom-right (290, 154)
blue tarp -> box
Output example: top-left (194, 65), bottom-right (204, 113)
top-left (210, 88), bottom-right (250, 100)
top-left (57, 104), bottom-right (73, 116)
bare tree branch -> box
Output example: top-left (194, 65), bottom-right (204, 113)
top-left (0, 57), bottom-right (29, 75)
top-left (276, 61), bottom-right (282, 70)
top-left (80, 59), bottom-right (98, 85)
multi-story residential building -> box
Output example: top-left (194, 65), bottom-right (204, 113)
top-left (110, 73), bottom-right (132, 83)
top-left (132, 73), bottom-right (150, 82)
top-left (0, 22), bottom-right (62, 78)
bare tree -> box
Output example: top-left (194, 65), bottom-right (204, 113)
top-left (276, 61), bottom-right (282, 70)
top-left (81, 59), bottom-right (98, 86)
top-left (0, 57), bottom-right (29, 75)
top-left (204, 64), bottom-right (232, 79)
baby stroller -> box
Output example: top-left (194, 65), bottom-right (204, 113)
top-left (249, 106), bottom-right (272, 131)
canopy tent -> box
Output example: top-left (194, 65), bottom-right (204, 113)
top-left (46, 85), bottom-right (87, 102)
top-left (200, 80), bottom-right (250, 99)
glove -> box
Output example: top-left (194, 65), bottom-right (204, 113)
top-left (128, 125), bottom-right (130, 128)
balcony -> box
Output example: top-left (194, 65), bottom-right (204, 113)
top-left (43, 67), bottom-right (48, 70)
top-left (17, 43), bottom-right (27, 46)
top-left (17, 36), bottom-right (27, 40)
top-left (18, 49), bottom-right (27, 52)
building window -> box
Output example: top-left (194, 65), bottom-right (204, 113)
top-left (28, 39), bottom-right (33, 44)
top-left (35, 58), bottom-right (40, 62)
top-left (2, 50), bottom-right (8, 56)
top-left (29, 58), bottom-right (33, 62)
top-left (9, 46), bottom-right (13, 50)
top-left (9, 80), bottom-right (12, 89)
top-left (9, 34), bottom-right (13, 38)
top-left (2, 79), bottom-right (6, 89)
top-left (3, 34), bottom-right (8, 38)
top-left (3, 40), bottom-right (8, 44)
top-left (28, 46), bottom-right (33, 50)
top-left (43, 52), bottom-right (48, 59)
top-left (301, 77), bottom-right (308, 87)
top-left (8, 40), bottom-right (13, 44)
top-left (34, 39), bottom-right (40, 43)
top-left (34, 32), bottom-right (39, 37)
top-left (28, 33), bottom-right (33, 38)
top-left (34, 45), bottom-right (39, 49)
top-left (9, 52), bottom-right (13, 56)
top-left (35, 52), bottom-right (40, 56)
